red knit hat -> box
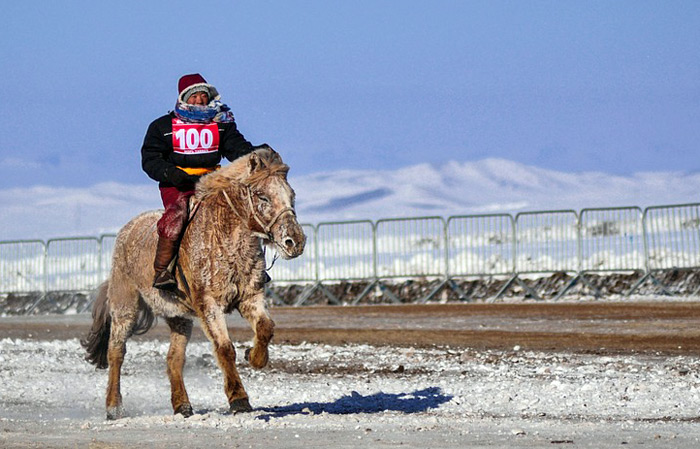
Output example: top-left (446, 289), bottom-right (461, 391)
top-left (177, 73), bottom-right (220, 103)
top-left (178, 73), bottom-right (207, 94)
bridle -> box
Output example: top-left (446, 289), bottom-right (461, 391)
top-left (220, 185), bottom-right (296, 243)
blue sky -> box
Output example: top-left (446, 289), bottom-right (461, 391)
top-left (1, 1), bottom-right (699, 189)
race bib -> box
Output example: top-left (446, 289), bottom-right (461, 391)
top-left (171, 119), bottom-right (220, 155)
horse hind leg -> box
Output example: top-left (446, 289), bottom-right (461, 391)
top-left (104, 282), bottom-right (141, 420)
top-left (165, 317), bottom-right (194, 417)
top-left (105, 313), bottom-right (131, 420)
top-left (239, 295), bottom-right (275, 369)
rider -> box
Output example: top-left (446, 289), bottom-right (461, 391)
top-left (141, 73), bottom-right (261, 290)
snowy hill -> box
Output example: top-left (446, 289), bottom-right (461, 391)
top-left (2, 158), bottom-right (700, 241)
top-left (294, 159), bottom-right (700, 222)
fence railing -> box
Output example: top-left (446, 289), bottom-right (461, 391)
top-left (2, 203), bottom-right (700, 303)
top-left (579, 206), bottom-right (645, 273)
top-left (447, 214), bottom-right (515, 278)
top-left (0, 235), bottom-right (116, 296)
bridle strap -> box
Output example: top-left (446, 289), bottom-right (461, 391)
top-left (244, 186), bottom-right (295, 235)
top-left (221, 189), bottom-right (266, 239)
top-left (220, 189), bottom-right (242, 221)
top-left (221, 187), bottom-right (295, 242)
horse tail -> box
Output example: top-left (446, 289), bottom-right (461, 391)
top-left (81, 281), bottom-right (111, 369)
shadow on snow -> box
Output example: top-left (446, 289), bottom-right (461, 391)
top-left (255, 387), bottom-right (453, 422)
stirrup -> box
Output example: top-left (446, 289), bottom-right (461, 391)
top-left (153, 270), bottom-right (177, 291)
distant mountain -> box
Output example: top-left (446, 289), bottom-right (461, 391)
top-left (2, 159), bottom-right (700, 241)
top-left (294, 159), bottom-right (700, 224)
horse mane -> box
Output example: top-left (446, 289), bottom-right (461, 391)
top-left (195, 147), bottom-right (289, 201)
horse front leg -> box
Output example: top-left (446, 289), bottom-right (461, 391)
top-left (165, 317), bottom-right (193, 417)
top-left (239, 293), bottom-right (275, 369)
top-left (199, 304), bottom-right (252, 413)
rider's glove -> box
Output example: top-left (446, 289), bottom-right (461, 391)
top-left (166, 167), bottom-right (199, 187)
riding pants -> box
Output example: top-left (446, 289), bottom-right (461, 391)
top-left (157, 184), bottom-right (196, 241)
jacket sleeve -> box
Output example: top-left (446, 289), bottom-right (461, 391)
top-left (141, 116), bottom-right (176, 183)
top-left (218, 120), bottom-right (254, 162)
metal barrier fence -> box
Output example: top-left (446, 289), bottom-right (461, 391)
top-left (638, 203), bottom-right (700, 295)
top-left (447, 214), bottom-right (515, 278)
top-left (317, 220), bottom-right (374, 282)
top-left (300, 220), bottom-right (376, 305)
top-left (644, 203), bottom-right (700, 271)
top-left (3, 203), bottom-right (700, 306)
top-left (46, 237), bottom-right (101, 292)
top-left (579, 207), bottom-right (645, 273)
top-left (374, 216), bottom-right (447, 280)
top-left (0, 240), bottom-right (45, 294)
top-left (515, 210), bottom-right (579, 275)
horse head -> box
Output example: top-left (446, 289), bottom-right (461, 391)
top-left (241, 146), bottom-right (306, 259)
top-left (198, 146), bottom-right (306, 259)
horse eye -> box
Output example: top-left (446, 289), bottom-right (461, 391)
top-left (257, 194), bottom-right (270, 203)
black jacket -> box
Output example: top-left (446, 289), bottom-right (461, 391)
top-left (141, 112), bottom-right (254, 186)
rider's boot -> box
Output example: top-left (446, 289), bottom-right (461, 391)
top-left (153, 236), bottom-right (178, 291)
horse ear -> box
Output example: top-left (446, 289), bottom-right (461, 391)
top-left (258, 145), bottom-right (282, 165)
top-left (268, 148), bottom-right (282, 164)
top-left (248, 152), bottom-right (262, 173)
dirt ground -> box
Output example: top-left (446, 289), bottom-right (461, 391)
top-left (3, 301), bottom-right (700, 355)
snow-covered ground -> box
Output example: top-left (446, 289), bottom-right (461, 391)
top-left (2, 337), bottom-right (700, 448)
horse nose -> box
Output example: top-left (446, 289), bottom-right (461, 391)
top-left (283, 237), bottom-right (295, 250)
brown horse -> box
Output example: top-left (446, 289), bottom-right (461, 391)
top-left (81, 147), bottom-right (306, 420)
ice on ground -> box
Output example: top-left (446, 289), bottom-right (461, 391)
top-left (2, 338), bottom-right (700, 447)
top-left (2, 338), bottom-right (700, 422)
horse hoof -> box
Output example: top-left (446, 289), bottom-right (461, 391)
top-left (229, 397), bottom-right (253, 414)
top-left (175, 403), bottom-right (194, 418)
top-left (106, 405), bottom-right (124, 420)
top-left (244, 347), bottom-right (269, 369)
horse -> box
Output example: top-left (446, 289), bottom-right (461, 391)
top-left (81, 146), bottom-right (306, 420)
